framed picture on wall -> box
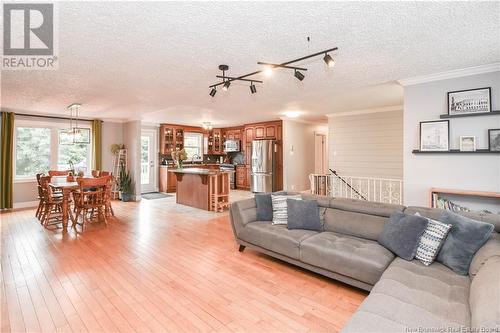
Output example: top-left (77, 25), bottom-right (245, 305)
top-left (459, 136), bottom-right (476, 152)
top-left (447, 87), bottom-right (491, 116)
top-left (420, 120), bottom-right (449, 151)
top-left (489, 129), bottom-right (500, 151)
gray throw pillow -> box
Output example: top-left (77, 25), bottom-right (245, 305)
top-left (287, 199), bottom-right (322, 231)
top-left (378, 211), bottom-right (428, 260)
top-left (436, 211), bottom-right (494, 275)
top-left (255, 194), bottom-right (273, 221)
top-left (254, 191), bottom-right (286, 221)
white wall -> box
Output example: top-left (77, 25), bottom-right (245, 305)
top-left (282, 120), bottom-right (325, 191)
top-left (101, 121), bottom-right (124, 172)
top-left (403, 71), bottom-right (500, 210)
top-left (328, 109), bottom-right (403, 179)
top-left (123, 120), bottom-right (142, 199)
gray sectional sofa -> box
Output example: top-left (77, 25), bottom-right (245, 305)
top-left (229, 193), bottom-right (500, 332)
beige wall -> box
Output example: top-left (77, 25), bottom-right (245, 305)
top-left (328, 109), bottom-right (403, 179)
top-left (283, 120), bottom-right (327, 191)
top-left (123, 120), bottom-right (141, 199)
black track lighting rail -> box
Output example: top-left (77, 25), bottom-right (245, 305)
top-left (257, 62), bottom-right (308, 71)
top-left (216, 75), bottom-right (263, 83)
top-left (208, 46), bottom-right (338, 89)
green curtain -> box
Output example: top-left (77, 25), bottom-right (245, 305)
top-left (1, 112), bottom-right (14, 209)
top-left (92, 120), bottom-right (102, 170)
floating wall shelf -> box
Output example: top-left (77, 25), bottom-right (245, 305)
top-left (439, 110), bottom-right (500, 119)
top-left (412, 149), bottom-right (500, 154)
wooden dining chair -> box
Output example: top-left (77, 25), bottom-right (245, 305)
top-left (39, 176), bottom-right (67, 227)
top-left (91, 170), bottom-right (99, 177)
top-left (99, 171), bottom-right (111, 177)
top-left (48, 170), bottom-right (70, 176)
top-left (73, 176), bottom-right (109, 230)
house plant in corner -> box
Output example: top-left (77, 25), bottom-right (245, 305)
top-left (118, 163), bottom-right (134, 202)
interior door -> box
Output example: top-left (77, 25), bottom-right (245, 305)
top-left (141, 129), bottom-right (157, 193)
top-left (314, 133), bottom-right (327, 174)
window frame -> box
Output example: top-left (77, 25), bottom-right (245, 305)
top-left (183, 132), bottom-right (203, 161)
top-left (13, 119), bottom-right (92, 183)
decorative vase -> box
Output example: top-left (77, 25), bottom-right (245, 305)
top-left (176, 160), bottom-right (183, 169)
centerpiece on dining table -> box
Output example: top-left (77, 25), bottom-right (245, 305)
top-left (171, 148), bottom-right (187, 169)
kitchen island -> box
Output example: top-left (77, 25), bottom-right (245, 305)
top-left (169, 168), bottom-right (234, 211)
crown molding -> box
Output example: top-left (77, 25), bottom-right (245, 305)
top-left (279, 117), bottom-right (328, 126)
top-left (326, 105), bottom-right (403, 118)
top-left (398, 63), bottom-right (500, 86)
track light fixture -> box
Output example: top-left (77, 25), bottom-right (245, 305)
top-left (323, 53), bottom-right (335, 68)
top-left (250, 82), bottom-right (257, 94)
top-left (208, 46), bottom-right (338, 96)
top-left (294, 70), bottom-right (305, 81)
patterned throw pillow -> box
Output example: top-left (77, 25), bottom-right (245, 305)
top-left (415, 213), bottom-right (452, 266)
top-left (271, 194), bottom-right (302, 225)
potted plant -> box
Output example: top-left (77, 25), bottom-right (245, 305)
top-left (171, 148), bottom-right (187, 169)
top-left (118, 163), bottom-right (134, 202)
top-left (111, 143), bottom-right (125, 155)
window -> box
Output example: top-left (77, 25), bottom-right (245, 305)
top-left (14, 120), bottom-right (92, 181)
top-left (15, 127), bottom-right (51, 178)
top-left (57, 129), bottom-right (91, 173)
top-left (183, 132), bottom-right (203, 161)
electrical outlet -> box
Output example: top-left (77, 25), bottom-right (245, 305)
top-left (290, 185), bottom-right (295, 190)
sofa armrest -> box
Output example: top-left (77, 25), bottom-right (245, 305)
top-left (229, 198), bottom-right (257, 239)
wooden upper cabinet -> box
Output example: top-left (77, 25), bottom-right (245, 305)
top-left (254, 126), bottom-right (265, 139)
top-left (265, 124), bottom-right (276, 138)
top-left (245, 127), bottom-right (254, 143)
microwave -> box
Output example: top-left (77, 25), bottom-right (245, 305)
top-left (224, 139), bottom-right (240, 152)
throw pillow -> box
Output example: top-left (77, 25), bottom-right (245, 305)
top-left (254, 191), bottom-right (287, 221)
top-left (436, 211), bottom-right (494, 275)
top-left (287, 199), bottom-right (322, 231)
top-left (271, 194), bottom-right (301, 225)
top-left (414, 213), bottom-right (452, 266)
top-left (378, 211), bottom-right (428, 260)
top-left (255, 194), bottom-right (273, 221)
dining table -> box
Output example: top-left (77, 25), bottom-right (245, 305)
top-left (48, 176), bottom-right (78, 228)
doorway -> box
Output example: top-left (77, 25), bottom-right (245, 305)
top-left (314, 133), bottom-right (328, 174)
top-left (141, 129), bottom-right (157, 193)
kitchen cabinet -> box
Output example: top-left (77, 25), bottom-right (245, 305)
top-left (206, 128), bottom-right (223, 154)
top-left (160, 125), bottom-right (184, 156)
top-left (235, 165), bottom-right (246, 189)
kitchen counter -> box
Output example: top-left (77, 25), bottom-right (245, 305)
top-left (168, 168), bottom-right (232, 211)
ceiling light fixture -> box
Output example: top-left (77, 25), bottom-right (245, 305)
top-left (63, 103), bottom-right (89, 145)
top-left (208, 46), bottom-right (338, 96)
top-left (294, 70), bottom-right (305, 81)
top-left (263, 66), bottom-right (274, 77)
top-left (323, 53), bottom-right (335, 68)
top-left (284, 111), bottom-right (301, 118)
top-left (202, 122), bottom-right (213, 130)
top-left (250, 82), bottom-right (257, 94)
top-left (209, 87), bottom-right (217, 97)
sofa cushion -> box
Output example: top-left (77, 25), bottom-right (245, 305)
top-left (378, 212), bottom-right (428, 260)
top-left (287, 199), bottom-right (322, 231)
top-left (437, 211), bottom-right (494, 275)
top-left (469, 232), bottom-right (500, 278)
top-left (271, 194), bottom-right (302, 225)
top-left (300, 232), bottom-right (394, 285)
top-left (238, 221), bottom-right (318, 259)
top-left (342, 258), bottom-right (470, 333)
top-left (255, 193), bottom-right (273, 221)
top-left (324, 208), bottom-right (389, 241)
top-left (469, 256), bottom-right (500, 330)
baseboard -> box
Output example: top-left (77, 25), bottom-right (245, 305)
top-left (12, 200), bottom-right (39, 209)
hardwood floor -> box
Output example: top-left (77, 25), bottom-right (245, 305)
top-left (1, 197), bottom-right (367, 332)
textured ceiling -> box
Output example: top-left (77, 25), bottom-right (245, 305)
top-left (1, 1), bottom-right (499, 126)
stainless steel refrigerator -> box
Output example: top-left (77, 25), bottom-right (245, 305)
top-left (250, 140), bottom-right (276, 193)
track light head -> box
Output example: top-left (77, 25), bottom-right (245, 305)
top-left (222, 81), bottom-right (231, 91)
top-left (250, 83), bottom-right (257, 94)
top-left (209, 88), bottom-right (217, 97)
top-left (294, 70), bottom-right (305, 81)
top-left (323, 53), bottom-right (335, 68)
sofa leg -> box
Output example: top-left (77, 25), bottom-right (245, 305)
top-left (238, 245), bottom-right (246, 252)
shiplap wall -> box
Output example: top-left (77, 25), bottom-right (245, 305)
top-left (328, 110), bottom-right (403, 179)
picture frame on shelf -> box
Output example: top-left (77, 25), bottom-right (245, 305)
top-left (459, 136), bottom-right (476, 152)
top-left (488, 129), bottom-right (500, 152)
top-left (447, 87), bottom-right (491, 116)
top-left (419, 120), bottom-right (449, 151)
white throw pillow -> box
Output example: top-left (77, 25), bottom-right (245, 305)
top-left (415, 212), bottom-right (452, 266)
top-left (271, 194), bottom-right (302, 225)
